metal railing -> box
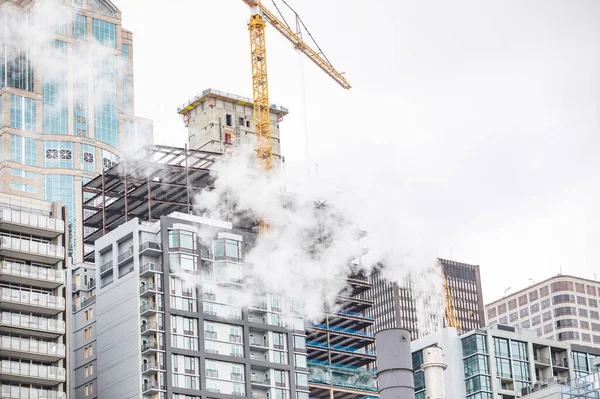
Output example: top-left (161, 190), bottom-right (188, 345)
top-left (334, 309), bottom-right (374, 320)
top-left (1, 311), bottom-right (65, 333)
top-left (230, 352), bottom-right (244, 358)
top-left (204, 331), bottom-right (217, 339)
top-left (306, 340), bottom-right (375, 355)
top-left (206, 369), bottom-right (219, 378)
top-left (142, 381), bottom-right (162, 392)
top-left (533, 355), bottom-right (551, 365)
top-left (141, 342), bottom-right (160, 352)
top-left (0, 335), bottom-right (65, 357)
top-left (250, 338), bottom-right (268, 347)
top-left (100, 261), bottom-right (113, 274)
top-left (0, 209), bottom-right (64, 232)
top-left (141, 361), bottom-right (165, 372)
top-left (140, 323), bottom-right (164, 333)
top-left (117, 250), bottom-right (133, 263)
top-left (0, 360), bottom-right (65, 381)
top-left (230, 372), bottom-right (244, 381)
top-left (0, 288), bottom-right (65, 310)
top-left (0, 236), bottom-right (64, 258)
top-left (140, 284), bottom-right (160, 294)
top-left (230, 334), bottom-right (242, 343)
top-left (0, 385), bottom-right (66, 399)
top-left (251, 376), bottom-right (270, 384)
top-left (140, 303), bottom-right (159, 313)
top-left (0, 261), bottom-right (64, 284)
top-left (140, 262), bottom-right (161, 274)
top-left (139, 241), bottom-right (161, 252)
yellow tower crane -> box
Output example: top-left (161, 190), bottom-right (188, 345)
top-left (441, 266), bottom-right (463, 333)
top-left (242, 0), bottom-right (351, 172)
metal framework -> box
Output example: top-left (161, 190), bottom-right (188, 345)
top-left (81, 145), bottom-right (221, 261)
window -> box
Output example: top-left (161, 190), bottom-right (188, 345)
top-left (226, 114), bottom-right (232, 126)
top-left (553, 294), bottom-right (575, 304)
top-left (499, 316), bottom-right (508, 324)
top-left (530, 303), bottom-right (539, 313)
top-left (591, 311), bottom-right (600, 320)
top-left (84, 345), bottom-right (93, 358)
top-left (497, 303), bottom-right (507, 314)
top-left (581, 321), bottom-right (590, 330)
top-left (579, 308), bottom-right (589, 317)
top-left (531, 315), bottom-right (541, 326)
top-left (84, 327), bottom-right (92, 339)
top-left (43, 41), bottom-right (68, 135)
top-left (494, 337), bottom-right (509, 357)
top-left (73, 14), bottom-right (87, 39)
top-left (170, 253), bottom-right (197, 272)
top-left (463, 354), bottom-right (489, 377)
top-left (529, 290), bottom-right (539, 301)
top-left (519, 308), bottom-right (529, 318)
top-left (84, 364), bottom-right (93, 377)
top-left (556, 319), bottom-right (578, 329)
top-left (169, 230), bottom-right (197, 253)
top-left (590, 299), bottom-right (599, 308)
top-left (509, 312), bottom-right (518, 322)
top-left (84, 308), bottom-right (93, 321)
top-left (84, 383), bottom-right (93, 396)
top-left (544, 323), bottom-right (554, 333)
top-left (557, 331), bottom-right (580, 341)
top-left (10, 135), bottom-right (37, 166)
top-left (271, 295), bottom-right (282, 311)
top-left (44, 141), bottom-right (74, 168)
top-left (295, 354), bottom-right (307, 368)
top-left (541, 298), bottom-right (551, 309)
top-left (513, 360), bottom-right (530, 380)
top-left (214, 239), bottom-right (241, 260)
top-left (465, 375), bottom-right (491, 394)
top-left (495, 357), bottom-right (512, 378)
top-left (296, 372), bottom-right (308, 388)
top-left (542, 311), bottom-right (552, 321)
top-left (10, 95), bottom-right (36, 132)
top-left (294, 335), bottom-right (306, 350)
top-left (462, 334), bottom-right (488, 357)
top-left (92, 19), bottom-right (117, 47)
top-left (508, 299), bottom-right (517, 311)
top-left (554, 307), bottom-right (577, 317)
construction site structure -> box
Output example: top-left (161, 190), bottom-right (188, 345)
top-left (177, 88), bottom-right (288, 163)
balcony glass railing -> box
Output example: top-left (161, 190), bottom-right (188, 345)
top-left (0, 236), bottom-right (64, 258)
top-left (142, 381), bottom-right (162, 392)
top-left (0, 385), bottom-right (66, 399)
top-left (308, 360), bottom-right (377, 392)
top-left (139, 241), bottom-right (161, 252)
top-left (0, 288), bottom-right (65, 310)
top-left (0, 360), bottom-right (65, 381)
top-left (140, 323), bottom-right (164, 333)
top-left (0, 210), bottom-right (64, 232)
top-left (1, 311), bottom-right (65, 334)
top-left (309, 324), bottom-right (373, 337)
top-left (0, 335), bottom-right (65, 357)
top-left (141, 361), bottom-right (165, 372)
top-left (100, 261), bottom-right (113, 274)
top-left (0, 261), bottom-right (64, 284)
top-left (140, 263), bottom-right (162, 274)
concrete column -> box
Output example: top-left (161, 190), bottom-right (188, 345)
top-left (375, 328), bottom-right (414, 399)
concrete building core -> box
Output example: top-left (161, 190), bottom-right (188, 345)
top-left (486, 275), bottom-right (600, 348)
top-left (177, 89), bottom-right (288, 163)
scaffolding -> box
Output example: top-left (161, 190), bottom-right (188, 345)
top-left (82, 145), bottom-right (221, 262)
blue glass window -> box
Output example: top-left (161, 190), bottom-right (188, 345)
top-left (94, 52), bottom-right (118, 147)
top-left (6, 45), bottom-right (34, 92)
top-left (73, 14), bottom-right (87, 39)
top-left (43, 41), bottom-right (68, 135)
top-left (10, 168), bottom-right (37, 179)
top-left (44, 141), bottom-right (74, 168)
top-left (123, 74), bottom-right (132, 115)
top-left (10, 94), bottom-right (22, 129)
top-left (73, 46), bottom-right (88, 137)
top-left (122, 44), bottom-right (130, 70)
top-left (81, 144), bottom-right (95, 172)
top-left (9, 134), bottom-right (37, 165)
top-left (92, 19), bottom-right (117, 48)
top-left (44, 174), bottom-right (75, 263)
top-left (10, 95), bottom-right (37, 132)
top-left (101, 149), bottom-right (119, 171)
top-left (55, 8), bottom-right (67, 35)
top-left (10, 182), bottom-right (37, 193)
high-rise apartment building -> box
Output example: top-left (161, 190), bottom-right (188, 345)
top-left (0, 0), bottom-right (153, 264)
top-left (0, 191), bottom-right (68, 398)
top-left (412, 323), bottom-right (600, 399)
top-left (486, 275), bottom-right (600, 348)
top-left (366, 258), bottom-right (485, 340)
top-left (178, 88), bottom-right (287, 162)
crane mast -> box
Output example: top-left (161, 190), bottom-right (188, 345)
top-left (442, 267), bottom-right (462, 333)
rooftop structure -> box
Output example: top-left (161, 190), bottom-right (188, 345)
top-left (177, 89), bottom-right (288, 162)
top-left (0, 0), bottom-right (153, 263)
top-left (486, 275), bottom-right (600, 347)
top-left (412, 323), bottom-right (600, 399)
top-left (0, 192), bottom-right (68, 398)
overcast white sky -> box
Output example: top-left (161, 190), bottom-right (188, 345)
top-left (118, 0), bottom-right (600, 303)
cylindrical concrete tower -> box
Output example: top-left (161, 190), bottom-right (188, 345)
top-left (421, 346), bottom-right (447, 399)
top-left (375, 328), bottom-right (415, 399)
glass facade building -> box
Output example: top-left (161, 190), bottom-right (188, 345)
top-left (0, 0), bottom-right (153, 265)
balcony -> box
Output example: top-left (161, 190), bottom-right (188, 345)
top-left (307, 361), bottom-right (377, 392)
top-left (0, 288), bottom-right (65, 316)
top-left (206, 388), bottom-right (221, 393)
top-left (72, 296), bottom-right (95, 313)
top-left (231, 372), bottom-right (244, 381)
top-left (141, 381), bottom-right (164, 394)
top-left (250, 338), bottom-right (269, 351)
top-left (251, 376), bottom-right (271, 386)
top-left (140, 262), bottom-right (162, 276)
top-left (0, 335), bottom-right (65, 362)
top-left (140, 284), bottom-right (162, 297)
top-left (140, 323), bottom-right (164, 335)
top-left (141, 361), bottom-right (165, 375)
top-left (141, 341), bottom-right (162, 354)
top-left (0, 384), bottom-right (66, 399)
top-left (204, 292), bottom-right (216, 301)
top-left (0, 210), bottom-right (64, 238)
top-left (206, 369), bottom-right (219, 378)
top-left (140, 302), bottom-right (161, 316)
top-left (0, 360), bottom-right (65, 386)
top-left (100, 261), bottom-right (113, 275)
top-left (0, 262), bottom-right (64, 289)
top-left (139, 241), bottom-right (162, 257)
top-left (117, 249), bottom-right (133, 266)
top-left (0, 237), bottom-right (64, 264)
top-left (0, 312), bottom-right (65, 339)
top-left (230, 334), bottom-right (242, 343)
top-left (534, 355), bottom-right (551, 366)
top-left (204, 331), bottom-right (217, 339)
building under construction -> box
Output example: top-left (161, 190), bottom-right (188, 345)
top-left (81, 144), bottom-right (378, 399)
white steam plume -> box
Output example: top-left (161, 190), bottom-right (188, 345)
top-left (192, 142), bottom-right (445, 331)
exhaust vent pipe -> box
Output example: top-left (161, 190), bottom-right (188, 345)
top-left (421, 346), bottom-right (446, 399)
top-left (375, 328), bottom-right (415, 399)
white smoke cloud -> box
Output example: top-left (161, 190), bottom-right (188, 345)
top-left (192, 142), bottom-right (445, 330)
